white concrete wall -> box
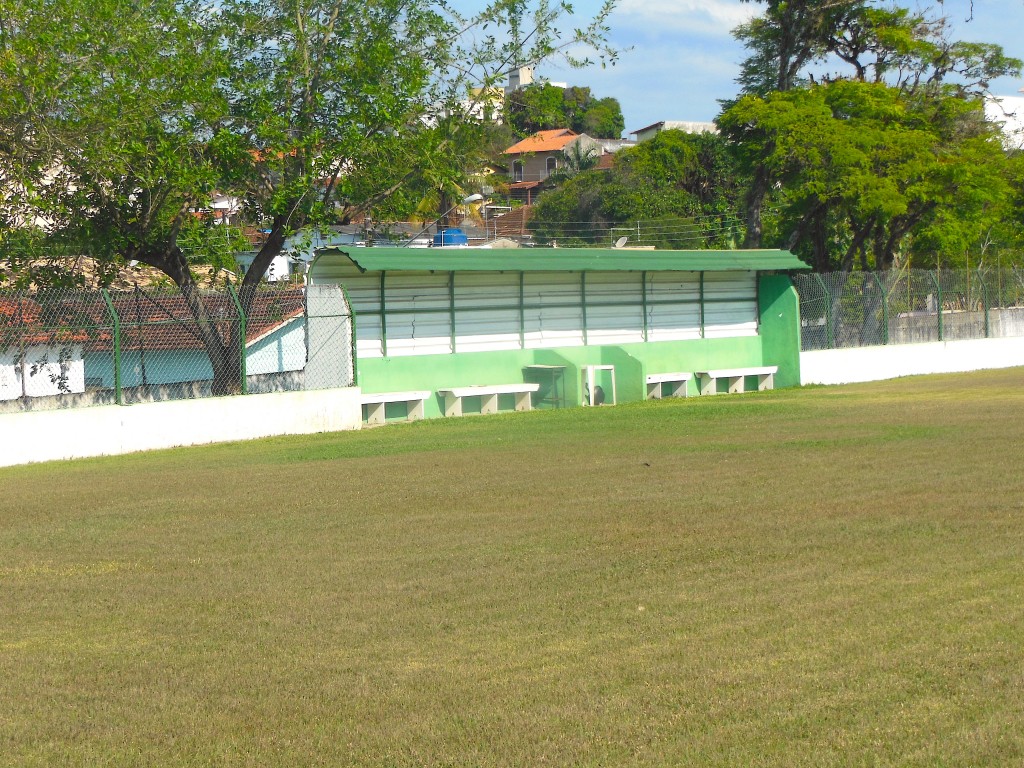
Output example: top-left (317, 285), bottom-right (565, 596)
top-left (0, 387), bottom-right (362, 468)
top-left (1, 344), bottom-right (85, 400)
top-left (801, 337), bottom-right (1024, 386)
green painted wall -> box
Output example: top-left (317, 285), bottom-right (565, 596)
top-left (757, 274), bottom-right (802, 389)
top-left (355, 273), bottom-right (803, 420)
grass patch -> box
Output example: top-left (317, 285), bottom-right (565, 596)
top-left (2, 369), bottom-right (1024, 765)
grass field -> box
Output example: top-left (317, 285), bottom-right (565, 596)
top-left (2, 369), bottom-right (1024, 766)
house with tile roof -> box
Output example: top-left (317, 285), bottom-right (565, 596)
top-left (0, 298), bottom-right (90, 399)
top-left (503, 129), bottom-right (601, 204)
top-left (1, 290), bottom-right (308, 402)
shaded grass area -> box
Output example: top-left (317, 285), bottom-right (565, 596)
top-left (2, 369), bottom-right (1024, 766)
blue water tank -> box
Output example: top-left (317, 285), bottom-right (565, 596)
top-left (432, 228), bottom-right (468, 247)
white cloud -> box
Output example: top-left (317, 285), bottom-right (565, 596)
top-left (615, 0), bottom-right (756, 38)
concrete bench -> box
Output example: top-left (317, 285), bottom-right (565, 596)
top-left (645, 371), bottom-right (692, 399)
top-left (360, 390), bottom-right (431, 426)
top-left (696, 366), bottom-right (778, 395)
top-left (438, 383), bottom-right (540, 418)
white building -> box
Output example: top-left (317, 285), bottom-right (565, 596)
top-left (630, 121), bottom-right (719, 143)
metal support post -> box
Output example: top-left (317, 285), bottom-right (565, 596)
top-left (100, 289), bottom-right (123, 405)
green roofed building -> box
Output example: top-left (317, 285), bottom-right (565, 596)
top-left (308, 247), bottom-right (807, 421)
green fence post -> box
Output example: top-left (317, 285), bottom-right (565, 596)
top-left (518, 272), bottom-right (525, 350)
top-left (641, 270), bottom-right (649, 342)
top-left (339, 283), bottom-right (358, 387)
top-left (227, 284), bottom-right (247, 395)
top-left (978, 269), bottom-right (990, 338)
top-left (929, 270), bottom-right (943, 341)
top-left (448, 271), bottom-right (457, 354)
top-left (813, 273), bottom-right (833, 348)
top-left (699, 272), bottom-right (706, 339)
top-left (100, 289), bottom-right (123, 406)
top-left (379, 271), bottom-right (388, 358)
top-left (580, 271), bottom-right (588, 346)
top-left (872, 272), bottom-right (889, 345)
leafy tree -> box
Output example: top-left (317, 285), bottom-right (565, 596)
top-left (720, 79), bottom-right (1014, 270)
top-left (505, 83), bottom-right (569, 134)
top-left (734, 0), bottom-right (861, 96)
top-left (579, 96), bottom-right (625, 139)
top-left (504, 83), bottom-right (624, 138)
top-left (1, 0), bottom-right (227, 281)
top-left (1, 0), bottom-right (617, 392)
top-left (721, 0), bottom-right (1022, 266)
top-left (530, 130), bottom-right (744, 247)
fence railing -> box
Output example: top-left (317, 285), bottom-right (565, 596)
top-left (793, 268), bottom-right (1024, 351)
top-left (0, 283), bottom-right (354, 413)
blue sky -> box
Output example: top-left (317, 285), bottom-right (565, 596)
top-left (526, 0), bottom-right (1024, 134)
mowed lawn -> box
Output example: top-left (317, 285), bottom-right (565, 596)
top-left (2, 369), bottom-right (1024, 766)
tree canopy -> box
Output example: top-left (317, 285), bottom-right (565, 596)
top-left (504, 83), bottom-right (625, 138)
top-left (529, 130), bottom-right (744, 248)
top-left (0, 0), bottom-right (617, 389)
top-left (719, 0), bottom-right (1023, 269)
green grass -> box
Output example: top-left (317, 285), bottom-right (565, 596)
top-left (2, 369), bottom-right (1024, 766)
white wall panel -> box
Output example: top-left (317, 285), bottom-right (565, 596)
top-left (647, 271), bottom-right (701, 302)
top-left (383, 273), bottom-right (450, 309)
top-left (454, 309), bottom-right (521, 353)
top-left (524, 273), bottom-right (585, 349)
top-left (523, 306), bottom-right (586, 348)
top-left (453, 272), bottom-right (519, 308)
top-left (703, 272), bottom-right (758, 337)
top-left (586, 304), bottom-right (645, 344)
top-left (346, 268), bottom-right (762, 357)
top-left (451, 274), bottom-right (522, 353)
top-left (354, 314), bottom-right (383, 358)
top-left (585, 272), bottom-right (645, 344)
top-left (384, 302), bottom-right (452, 356)
top-left (524, 272), bottom-right (581, 304)
top-left (342, 274), bottom-right (383, 313)
top-left (646, 271), bottom-right (702, 341)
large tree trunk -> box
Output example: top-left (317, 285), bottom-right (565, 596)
top-left (743, 166), bottom-right (771, 248)
top-left (135, 231), bottom-right (277, 397)
top-left (132, 212), bottom-right (293, 398)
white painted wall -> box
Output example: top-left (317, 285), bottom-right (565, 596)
top-left (0, 344), bottom-right (85, 400)
top-left (801, 337), bottom-right (1024, 386)
top-left (340, 269), bottom-right (760, 358)
top-left (0, 387), bottom-right (362, 467)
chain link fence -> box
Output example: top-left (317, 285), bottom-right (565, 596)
top-left (794, 268), bottom-right (1024, 351)
top-left (0, 283), bottom-right (354, 413)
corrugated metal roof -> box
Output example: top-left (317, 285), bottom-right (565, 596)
top-left (309, 247), bottom-right (809, 278)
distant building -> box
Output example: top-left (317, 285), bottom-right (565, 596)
top-left (506, 66), bottom-right (534, 94)
top-left (505, 66), bottom-right (566, 94)
top-left (630, 121), bottom-right (718, 143)
top-left (595, 138), bottom-right (635, 154)
top-left (503, 129), bottom-right (602, 203)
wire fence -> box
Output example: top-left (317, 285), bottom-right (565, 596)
top-left (527, 213), bottom-right (745, 250)
top-left (7, 269), bottom-right (1019, 411)
top-left (0, 283), bottom-right (354, 413)
top-left (794, 268), bottom-right (1024, 351)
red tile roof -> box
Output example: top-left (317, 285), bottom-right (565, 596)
top-left (1, 290), bottom-right (305, 352)
top-left (504, 129), bottom-right (580, 155)
top-left (0, 299), bottom-right (92, 344)
top-left (493, 206), bottom-right (534, 237)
